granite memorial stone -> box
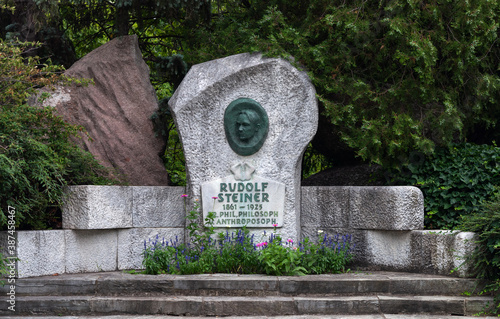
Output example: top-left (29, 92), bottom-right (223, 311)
top-left (169, 53), bottom-right (318, 241)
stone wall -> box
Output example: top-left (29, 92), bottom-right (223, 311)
top-left (1, 186), bottom-right (185, 278)
top-left (301, 186), bottom-right (476, 277)
top-left (0, 185), bottom-right (476, 278)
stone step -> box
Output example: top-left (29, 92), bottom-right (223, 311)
top-left (1, 295), bottom-right (493, 317)
top-left (3, 271), bottom-right (486, 297)
top-left (2, 316), bottom-right (499, 319)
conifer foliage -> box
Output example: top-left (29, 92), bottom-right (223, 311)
top-left (0, 40), bottom-right (114, 229)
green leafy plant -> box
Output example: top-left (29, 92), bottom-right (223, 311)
top-left (257, 225), bottom-right (307, 276)
top-left (300, 230), bottom-right (353, 275)
top-left (459, 190), bottom-right (500, 315)
top-left (143, 197), bottom-right (353, 276)
top-left (183, 194), bottom-right (217, 249)
top-left (394, 143), bottom-right (500, 229)
top-left (150, 86), bottom-right (186, 187)
top-left (0, 40), bottom-right (116, 230)
top-left (0, 252), bottom-right (10, 286)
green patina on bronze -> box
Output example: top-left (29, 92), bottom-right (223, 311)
top-left (224, 98), bottom-right (269, 156)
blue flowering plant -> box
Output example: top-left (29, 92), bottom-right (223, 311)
top-left (142, 194), bottom-right (354, 275)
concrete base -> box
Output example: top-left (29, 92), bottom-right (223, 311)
top-left (0, 228), bottom-right (183, 278)
top-left (301, 227), bottom-right (477, 277)
top-left (1, 185), bottom-right (478, 278)
top-left (1, 228), bottom-right (476, 278)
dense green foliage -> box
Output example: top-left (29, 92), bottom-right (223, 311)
top-left (4, 0), bottom-right (499, 169)
top-left (183, 0), bottom-right (500, 167)
top-left (459, 191), bottom-right (500, 315)
top-left (0, 40), bottom-right (115, 229)
top-left (394, 143), bottom-right (500, 229)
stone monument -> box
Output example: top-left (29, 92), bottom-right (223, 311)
top-left (33, 35), bottom-right (169, 186)
top-left (169, 53), bottom-right (318, 241)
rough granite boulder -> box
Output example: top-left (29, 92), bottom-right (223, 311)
top-left (36, 35), bottom-right (169, 186)
top-left (169, 53), bottom-right (318, 242)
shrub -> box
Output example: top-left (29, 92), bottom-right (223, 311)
top-left (143, 197), bottom-right (353, 276)
top-left (0, 40), bottom-right (116, 230)
top-left (185, 1), bottom-right (500, 168)
top-left (0, 252), bottom-right (9, 286)
top-left (394, 143), bottom-right (500, 229)
top-left (142, 229), bottom-right (353, 276)
top-left (459, 191), bottom-right (500, 315)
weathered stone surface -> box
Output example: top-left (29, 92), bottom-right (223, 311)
top-left (295, 296), bottom-right (380, 314)
top-left (364, 231), bottom-right (413, 270)
top-left (279, 276), bottom-right (389, 295)
top-left (169, 53), bottom-right (318, 241)
top-left (118, 227), bottom-right (185, 270)
top-left (378, 295), bottom-right (466, 315)
top-left (2, 270), bottom-right (493, 317)
top-left (63, 185), bottom-right (187, 229)
top-left (301, 187), bottom-right (350, 228)
top-left (410, 230), bottom-right (477, 277)
top-left (37, 35), bottom-right (168, 186)
top-left (3, 270), bottom-right (484, 296)
top-left (132, 186), bottom-right (186, 228)
top-left (11, 295), bottom-right (92, 316)
top-left (65, 230), bottom-right (117, 273)
top-left (91, 296), bottom-right (204, 315)
top-left (62, 185), bottom-right (133, 229)
top-left (301, 186), bottom-right (424, 231)
top-left (0, 230), bottom-right (66, 278)
top-left (301, 226), bottom-right (477, 276)
top-left (349, 186), bottom-right (424, 230)
top-left (202, 296), bottom-right (295, 316)
top-left (172, 275), bottom-right (279, 295)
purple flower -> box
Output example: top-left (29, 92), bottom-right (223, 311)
top-left (181, 194), bottom-right (188, 198)
top-left (212, 196), bottom-right (218, 199)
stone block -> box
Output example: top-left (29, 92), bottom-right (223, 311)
top-left (294, 296), bottom-right (379, 315)
top-left (349, 186), bottom-right (424, 230)
top-left (411, 230), bottom-right (477, 277)
top-left (0, 230), bottom-right (66, 278)
top-left (301, 186), bottom-right (350, 228)
top-left (90, 296), bottom-right (204, 315)
top-left (62, 185), bottom-right (133, 229)
top-left (302, 227), bottom-right (479, 276)
top-left (117, 227), bottom-right (185, 270)
top-left (363, 230), bottom-right (413, 270)
top-left (378, 295), bottom-right (465, 315)
top-left (132, 186), bottom-right (186, 228)
top-left (65, 230), bottom-right (118, 273)
top-left (300, 186), bottom-right (424, 232)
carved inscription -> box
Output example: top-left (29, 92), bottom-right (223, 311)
top-left (202, 175), bottom-right (285, 227)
